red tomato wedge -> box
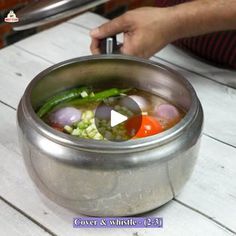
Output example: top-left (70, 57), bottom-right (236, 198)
top-left (50, 123), bottom-right (64, 132)
top-left (126, 115), bottom-right (164, 138)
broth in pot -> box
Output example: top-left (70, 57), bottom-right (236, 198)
top-left (38, 86), bottom-right (186, 141)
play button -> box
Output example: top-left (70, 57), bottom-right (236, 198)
top-left (94, 95), bottom-right (142, 142)
top-left (110, 110), bottom-right (128, 127)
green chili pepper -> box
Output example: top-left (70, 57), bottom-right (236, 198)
top-left (37, 86), bottom-right (90, 118)
top-left (69, 88), bottom-right (132, 106)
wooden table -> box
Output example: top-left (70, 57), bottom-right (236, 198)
top-left (0, 12), bottom-right (236, 236)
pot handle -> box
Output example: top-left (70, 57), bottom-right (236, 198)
top-left (100, 36), bottom-right (121, 54)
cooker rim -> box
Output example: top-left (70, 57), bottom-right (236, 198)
top-left (21, 54), bottom-right (201, 153)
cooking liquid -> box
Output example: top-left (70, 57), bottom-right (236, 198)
top-left (44, 88), bottom-right (186, 139)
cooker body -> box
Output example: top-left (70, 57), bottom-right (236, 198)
top-left (17, 55), bottom-right (203, 216)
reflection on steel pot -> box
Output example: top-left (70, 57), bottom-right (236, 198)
top-left (17, 54), bottom-right (203, 216)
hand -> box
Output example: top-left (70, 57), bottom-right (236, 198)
top-left (90, 7), bottom-right (178, 58)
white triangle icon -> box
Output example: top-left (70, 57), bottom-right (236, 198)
top-left (110, 110), bottom-right (128, 127)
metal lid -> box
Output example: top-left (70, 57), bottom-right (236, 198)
top-left (13, 0), bottom-right (108, 31)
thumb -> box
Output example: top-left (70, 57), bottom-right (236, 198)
top-left (90, 16), bottom-right (127, 39)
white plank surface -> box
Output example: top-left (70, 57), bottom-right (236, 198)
top-left (0, 103), bottom-right (235, 235)
top-left (177, 135), bottom-right (236, 231)
top-left (68, 12), bottom-right (236, 88)
top-left (0, 11), bottom-right (236, 236)
top-left (16, 23), bottom-right (91, 63)
top-left (156, 45), bottom-right (236, 88)
top-left (0, 46), bottom-right (51, 108)
top-left (0, 200), bottom-right (52, 236)
top-left (69, 11), bottom-right (108, 29)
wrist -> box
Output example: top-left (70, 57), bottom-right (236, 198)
top-left (153, 7), bottom-right (185, 44)
top-left (164, 0), bottom-right (236, 41)
top-left (164, 5), bottom-right (191, 41)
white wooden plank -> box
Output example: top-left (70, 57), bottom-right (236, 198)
top-left (0, 46), bottom-right (52, 108)
top-left (0, 103), bottom-right (235, 235)
top-left (15, 23), bottom-right (92, 63)
top-left (11, 16), bottom-right (236, 147)
top-left (0, 101), bottom-right (20, 156)
top-left (69, 11), bottom-right (108, 29)
top-left (156, 45), bottom-right (236, 88)
top-left (177, 135), bottom-right (236, 232)
top-left (69, 12), bottom-right (236, 88)
top-left (0, 200), bottom-right (52, 236)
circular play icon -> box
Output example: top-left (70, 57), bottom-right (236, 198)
top-left (95, 96), bottom-right (142, 142)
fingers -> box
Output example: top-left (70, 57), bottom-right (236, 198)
top-left (120, 34), bottom-right (153, 58)
top-left (90, 38), bottom-right (100, 54)
top-left (90, 31), bottom-right (155, 58)
top-left (90, 15), bottom-right (129, 55)
top-left (89, 7), bottom-right (167, 57)
top-left (120, 33), bottom-right (141, 56)
top-left (90, 15), bottom-right (128, 39)
top-left (121, 44), bottom-right (145, 58)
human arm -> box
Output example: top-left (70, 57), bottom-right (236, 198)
top-left (90, 0), bottom-right (236, 58)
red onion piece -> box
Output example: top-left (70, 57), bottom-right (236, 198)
top-left (49, 107), bottom-right (81, 126)
top-left (121, 95), bottom-right (149, 112)
top-left (155, 104), bottom-right (180, 121)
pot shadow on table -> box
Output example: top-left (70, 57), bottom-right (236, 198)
top-left (36, 185), bottom-right (174, 220)
top-left (36, 187), bottom-right (173, 236)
